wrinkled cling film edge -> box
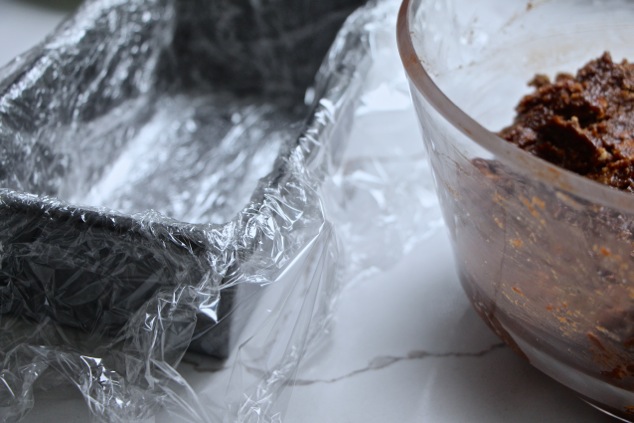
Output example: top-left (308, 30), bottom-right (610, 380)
top-left (227, 5), bottom-right (378, 420)
top-left (229, 0), bottom-right (442, 421)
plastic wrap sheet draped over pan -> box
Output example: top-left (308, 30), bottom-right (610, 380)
top-left (0, 0), bottom-right (436, 422)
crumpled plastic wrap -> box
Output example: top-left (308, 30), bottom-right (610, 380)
top-left (0, 0), bottom-right (440, 422)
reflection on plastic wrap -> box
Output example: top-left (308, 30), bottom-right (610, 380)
top-left (323, 0), bottom-right (442, 284)
top-left (0, 0), bottom-right (440, 422)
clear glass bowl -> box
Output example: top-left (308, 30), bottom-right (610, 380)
top-left (398, 0), bottom-right (634, 419)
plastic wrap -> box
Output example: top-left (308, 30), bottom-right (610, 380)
top-left (0, 0), bottom-right (440, 422)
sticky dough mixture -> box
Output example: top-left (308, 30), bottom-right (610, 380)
top-left (499, 52), bottom-right (634, 191)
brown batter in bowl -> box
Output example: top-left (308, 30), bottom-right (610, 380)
top-left (500, 52), bottom-right (634, 191)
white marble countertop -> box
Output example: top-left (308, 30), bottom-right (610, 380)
top-left (0, 1), bottom-right (70, 68)
top-left (0, 1), bottom-right (619, 422)
top-left (283, 230), bottom-right (614, 422)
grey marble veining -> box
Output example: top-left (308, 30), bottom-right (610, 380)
top-left (288, 343), bottom-right (507, 386)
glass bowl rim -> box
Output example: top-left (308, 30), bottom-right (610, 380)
top-left (396, 0), bottom-right (634, 213)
